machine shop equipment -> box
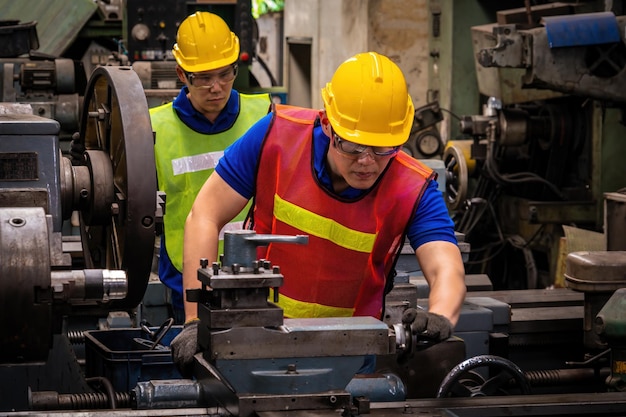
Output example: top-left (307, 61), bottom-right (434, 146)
top-left (0, 65), bottom-right (465, 416)
top-left (1, 1), bottom-right (275, 118)
top-left (6, 4), bottom-right (626, 417)
top-left (130, 230), bottom-right (418, 415)
top-left (444, 8), bottom-right (626, 290)
top-left (0, 65), bottom-right (156, 411)
top-left (595, 287), bottom-right (626, 391)
top-left (75, 65), bottom-right (156, 310)
top-left (403, 101), bottom-right (445, 160)
top-left (0, 19), bottom-right (84, 141)
top-left (125, 0), bottom-right (253, 65)
top-left (13, 226), bottom-right (626, 416)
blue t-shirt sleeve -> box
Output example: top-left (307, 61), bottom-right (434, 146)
top-left (406, 180), bottom-right (457, 250)
top-left (215, 113), bottom-right (273, 199)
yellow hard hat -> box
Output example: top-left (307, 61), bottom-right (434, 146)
top-left (322, 52), bottom-right (414, 147)
top-left (172, 12), bottom-right (239, 73)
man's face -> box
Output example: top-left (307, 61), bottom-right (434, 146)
top-left (177, 64), bottom-right (238, 122)
top-left (322, 115), bottom-right (399, 193)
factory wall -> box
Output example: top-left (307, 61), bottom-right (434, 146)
top-left (283, 0), bottom-right (430, 109)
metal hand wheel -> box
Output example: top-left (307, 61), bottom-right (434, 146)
top-left (436, 354), bottom-right (531, 397)
top-left (443, 144), bottom-right (469, 211)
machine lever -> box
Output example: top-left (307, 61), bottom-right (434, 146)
top-left (222, 230), bottom-right (309, 269)
top-left (245, 234), bottom-right (308, 245)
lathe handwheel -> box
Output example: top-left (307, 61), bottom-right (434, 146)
top-left (436, 354), bottom-right (531, 397)
top-left (78, 66), bottom-right (156, 309)
top-left (443, 144), bottom-right (468, 211)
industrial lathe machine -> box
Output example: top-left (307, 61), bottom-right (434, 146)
top-left (3, 5), bottom-right (626, 417)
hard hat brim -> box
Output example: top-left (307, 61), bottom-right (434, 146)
top-left (330, 120), bottom-right (412, 148)
top-left (172, 41), bottom-right (240, 73)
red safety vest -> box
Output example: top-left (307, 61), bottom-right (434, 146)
top-left (253, 105), bottom-right (434, 319)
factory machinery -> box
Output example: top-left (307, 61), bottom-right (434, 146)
top-left (443, 3), bottom-right (626, 291)
top-left (3, 4), bottom-right (626, 417)
top-left (0, 0), bottom-right (277, 141)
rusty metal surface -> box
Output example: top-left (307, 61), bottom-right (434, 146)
top-left (0, 0), bottom-right (97, 57)
top-left (474, 14), bottom-right (626, 104)
top-left (525, 17), bottom-right (626, 103)
top-left (0, 207), bottom-right (52, 361)
top-left (470, 23), bottom-right (564, 104)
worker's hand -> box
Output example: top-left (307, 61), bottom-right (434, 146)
top-left (170, 320), bottom-right (199, 378)
top-left (402, 308), bottom-right (453, 342)
top-left (69, 133), bottom-right (85, 166)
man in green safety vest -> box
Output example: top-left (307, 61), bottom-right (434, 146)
top-left (151, 11), bottom-right (271, 324)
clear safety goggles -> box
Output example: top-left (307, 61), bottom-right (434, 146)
top-left (332, 129), bottom-right (400, 159)
top-left (186, 64), bottom-right (238, 89)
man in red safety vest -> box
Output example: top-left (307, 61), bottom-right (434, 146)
top-left (172, 52), bottom-right (466, 376)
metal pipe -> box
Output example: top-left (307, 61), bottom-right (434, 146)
top-left (133, 380), bottom-right (205, 409)
top-left (50, 269), bottom-right (127, 302)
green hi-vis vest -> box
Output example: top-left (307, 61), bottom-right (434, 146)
top-left (151, 93), bottom-right (270, 271)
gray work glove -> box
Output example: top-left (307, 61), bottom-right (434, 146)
top-left (402, 308), bottom-right (453, 342)
top-left (69, 133), bottom-right (85, 166)
top-left (170, 320), bottom-right (199, 378)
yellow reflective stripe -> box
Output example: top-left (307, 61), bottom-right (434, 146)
top-left (270, 289), bottom-right (354, 318)
top-left (273, 194), bottom-right (376, 253)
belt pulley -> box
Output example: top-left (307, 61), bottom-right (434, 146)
top-left (76, 66), bottom-right (157, 309)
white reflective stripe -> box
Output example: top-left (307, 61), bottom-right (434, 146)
top-left (219, 221), bottom-right (245, 240)
top-left (171, 151), bottom-right (225, 176)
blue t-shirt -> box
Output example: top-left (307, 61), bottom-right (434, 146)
top-left (216, 113), bottom-right (457, 251)
top-left (174, 86), bottom-right (242, 133)
top-left (158, 87), bottom-right (243, 313)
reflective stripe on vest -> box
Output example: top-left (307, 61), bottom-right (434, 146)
top-left (274, 194), bottom-right (376, 253)
top-left (269, 288), bottom-right (354, 317)
top-left (171, 150), bottom-right (224, 175)
top-left (152, 93), bottom-right (270, 271)
top-left (255, 104), bottom-right (433, 318)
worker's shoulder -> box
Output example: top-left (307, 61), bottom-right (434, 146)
top-left (149, 101), bottom-right (174, 116)
top-left (272, 104), bottom-right (318, 122)
top-left (395, 152), bottom-right (435, 178)
top-left (239, 91), bottom-right (272, 103)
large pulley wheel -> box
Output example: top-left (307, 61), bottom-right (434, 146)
top-left (78, 66), bottom-right (156, 309)
top-left (443, 144), bottom-right (469, 211)
top-left (436, 354), bottom-right (531, 398)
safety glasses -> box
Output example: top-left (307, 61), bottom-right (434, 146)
top-left (186, 65), bottom-right (238, 89)
top-left (332, 129), bottom-right (400, 158)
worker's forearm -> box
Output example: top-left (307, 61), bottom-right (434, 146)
top-left (427, 271), bottom-right (466, 325)
top-left (182, 213), bottom-right (219, 323)
top-left (416, 241), bottom-right (467, 326)
top-left (180, 172), bottom-right (252, 323)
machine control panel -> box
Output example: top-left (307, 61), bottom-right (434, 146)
top-left (125, 0), bottom-right (254, 65)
